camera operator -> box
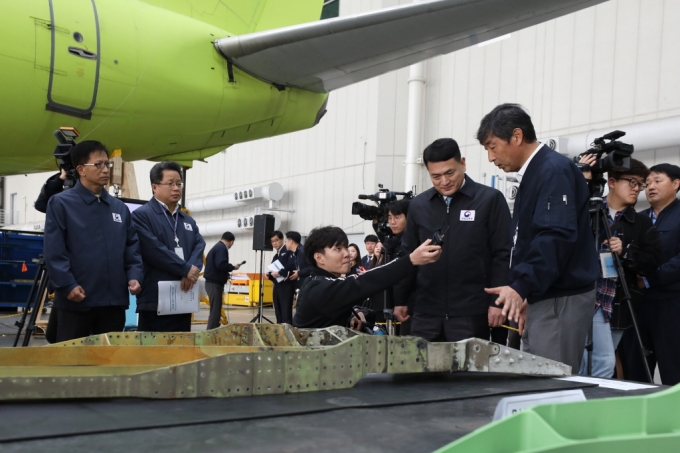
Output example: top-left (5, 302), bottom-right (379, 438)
top-left (630, 163), bottom-right (680, 385)
top-left (394, 138), bottom-right (512, 342)
top-left (44, 141), bottom-right (143, 342)
top-left (478, 104), bottom-right (599, 372)
top-left (35, 169), bottom-right (68, 214)
top-left (293, 226), bottom-right (441, 329)
top-left (576, 157), bottom-right (661, 378)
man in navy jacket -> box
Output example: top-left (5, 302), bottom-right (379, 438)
top-left (478, 104), bottom-right (598, 372)
top-left (132, 162), bottom-right (205, 332)
top-left (204, 231), bottom-right (240, 329)
top-left (44, 141), bottom-right (143, 342)
top-left (634, 163), bottom-right (680, 385)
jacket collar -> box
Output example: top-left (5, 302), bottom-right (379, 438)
top-left (73, 180), bottom-right (110, 205)
top-left (427, 174), bottom-right (476, 201)
top-left (657, 198), bottom-right (680, 221)
top-left (310, 267), bottom-right (336, 279)
top-left (604, 199), bottom-right (636, 224)
top-left (518, 146), bottom-right (552, 187)
top-left (149, 197), bottom-right (185, 218)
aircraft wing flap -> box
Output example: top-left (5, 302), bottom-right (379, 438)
top-left (214, 0), bottom-right (605, 93)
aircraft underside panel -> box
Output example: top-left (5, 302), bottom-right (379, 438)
top-left (0, 324), bottom-right (570, 400)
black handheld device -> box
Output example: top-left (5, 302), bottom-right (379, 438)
top-left (431, 226), bottom-right (449, 247)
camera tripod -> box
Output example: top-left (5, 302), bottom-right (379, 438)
top-left (588, 197), bottom-right (653, 383)
top-left (13, 255), bottom-right (50, 347)
top-left (249, 249), bottom-right (273, 324)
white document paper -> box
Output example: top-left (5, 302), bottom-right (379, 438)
top-left (556, 376), bottom-right (658, 391)
top-left (157, 281), bottom-right (199, 316)
top-left (268, 260), bottom-right (285, 282)
top-left (493, 390), bottom-right (586, 421)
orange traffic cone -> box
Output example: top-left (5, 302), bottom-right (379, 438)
top-left (21, 262), bottom-right (28, 273)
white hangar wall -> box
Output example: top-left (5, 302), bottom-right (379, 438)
top-left (4, 0), bottom-right (680, 273)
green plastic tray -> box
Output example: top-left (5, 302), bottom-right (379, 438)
top-left (435, 384), bottom-right (680, 453)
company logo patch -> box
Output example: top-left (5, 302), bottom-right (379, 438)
top-left (460, 210), bottom-right (475, 221)
top-left (112, 213), bottom-right (122, 223)
top-left (184, 223), bottom-right (193, 231)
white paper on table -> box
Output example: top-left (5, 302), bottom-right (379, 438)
top-left (157, 281), bottom-right (199, 315)
top-left (555, 376), bottom-right (657, 391)
top-left (268, 260), bottom-right (285, 282)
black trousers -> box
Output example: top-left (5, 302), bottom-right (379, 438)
top-left (137, 311), bottom-right (192, 332)
top-left (273, 281), bottom-right (295, 324)
top-left (205, 280), bottom-right (225, 330)
top-left (411, 312), bottom-right (488, 342)
top-left (620, 298), bottom-right (680, 385)
top-left (55, 306), bottom-right (126, 342)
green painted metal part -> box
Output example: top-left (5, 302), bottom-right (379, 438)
top-left (435, 382), bottom-right (680, 453)
top-left (0, 324), bottom-right (571, 400)
top-left (0, 0), bottom-right (327, 175)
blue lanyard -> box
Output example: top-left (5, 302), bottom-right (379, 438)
top-left (158, 199), bottom-right (179, 246)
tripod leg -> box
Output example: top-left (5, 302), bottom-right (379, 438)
top-left (13, 264), bottom-right (44, 347)
top-left (22, 272), bottom-right (49, 347)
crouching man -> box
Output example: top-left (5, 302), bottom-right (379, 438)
top-left (293, 226), bottom-right (441, 329)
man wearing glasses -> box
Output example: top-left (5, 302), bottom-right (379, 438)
top-left (132, 162), bottom-right (206, 332)
top-left (44, 141), bottom-right (143, 342)
top-left (577, 157), bottom-right (660, 378)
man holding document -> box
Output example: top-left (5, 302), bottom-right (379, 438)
top-left (204, 232), bottom-right (241, 329)
top-left (267, 231), bottom-right (294, 324)
top-left (132, 162), bottom-right (206, 332)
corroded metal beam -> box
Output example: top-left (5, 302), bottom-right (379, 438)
top-left (0, 325), bottom-right (570, 400)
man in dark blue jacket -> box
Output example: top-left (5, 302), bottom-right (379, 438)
top-left (278, 231), bottom-right (313, 292)
top-left (634, 163), bottom-right (680, 385)
top-left (478, 104), bottom-right (598, 372)
top-left (44, 141), bottom-right (143, 342)
top-left (266, 230), bottom-right (294, 324)
top-left (132, 162), bottom-right (206, 332)
top-left (204, 231), bottom-right (241, 330)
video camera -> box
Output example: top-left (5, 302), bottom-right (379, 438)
top-left (52, 127), bottom-right (80, 189)
top-left (351, 184), bottom-right (413, 238)
top-left (574, 130), bottom-right (634, 197)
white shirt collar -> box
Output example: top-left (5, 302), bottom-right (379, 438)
top-left (516, 143), bottom-right (543, 183)
top-left (155, 197), bottom-right (180, 215)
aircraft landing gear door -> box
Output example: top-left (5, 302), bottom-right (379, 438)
top-left (46, 0), bottom-right (100, 120)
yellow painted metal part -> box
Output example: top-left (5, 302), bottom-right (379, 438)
top-left (0, 324), bottom-right (571, 401)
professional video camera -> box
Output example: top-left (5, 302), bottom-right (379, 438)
top-left (351, 184), bottom-right (413, 238)
top-left (52, 126), bottom-right (80, 188)
top-left (574, 130), bottom-right (634, 197)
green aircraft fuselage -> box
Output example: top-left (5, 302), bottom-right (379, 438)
top-left (0, 0), bottom-right (328, 175)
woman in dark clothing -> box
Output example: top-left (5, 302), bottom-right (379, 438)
top-left (348, 243), bottom-right (364, 275)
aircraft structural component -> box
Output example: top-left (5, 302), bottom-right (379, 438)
top-left (0, 324), bottom-right (569, 401)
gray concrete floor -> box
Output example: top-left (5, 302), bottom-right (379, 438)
top-left (0, 304), bottom-right (277, 348)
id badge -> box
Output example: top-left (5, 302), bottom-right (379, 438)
top-left (600, 252), bottom-right (617, 279)
top-left (175, 247), bottom-right (185, 260)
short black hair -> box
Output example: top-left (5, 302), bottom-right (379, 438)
top-left (72, 140), bottom-right (108, 167)
top-left (423, 138), bottom-right (462, 166)
top-left (150, 161), bottom-right (183, 185)
top-left (286, 231), bottom-right (302, 244)
top-left (476, 103), bottom-right (537, 145)
top-left (649, 163), bottom-right (680, 192)
top-left (610, 159), bottom-right (649, 181)
top-left (270, 230), bottom-right (284, 240)
top-left (305, 226), bottom-right (349, 267)
top-left (364, 234), bottom-right (379, 243)
top-left (387, 198), bottom-right (410, 217)
top-left (222, 232), bottom-right (235, 242)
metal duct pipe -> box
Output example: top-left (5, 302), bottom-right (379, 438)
top-left (404, 62), bottom-right (426, 193)
top-left (196, 213), bottom-right (281, 237)
top-left (186, 182), bottom-right (284, 213)
top-left (559, 116), bottom-right (680, 158)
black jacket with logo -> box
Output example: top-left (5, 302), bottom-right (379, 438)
top-left (395, 175), bottom-right (512, 317)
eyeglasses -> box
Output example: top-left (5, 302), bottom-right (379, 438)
top-left (156, 182), bottom-right (184, 189)
top-left (81, 161), bottom-right (113, 170)
top-left (618, 177), bottom-right (647, 190)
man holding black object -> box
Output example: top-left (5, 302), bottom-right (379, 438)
top-left (44, 141), bottom-right (143, 342)
top-left (277, 231), bottom-right (312, 292)
top-left (205, 231), bottom-right (241, 330)
top-left (132, 162), bottom-right (206, 333)
top-left (394, 138), bottom-right (512, 342)
top-left (293, 226), bottom-right (441, 329)
top-left (479, 103), bottom-right (598, 372)
top-left (267, 230), bottom-right (295, 324)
